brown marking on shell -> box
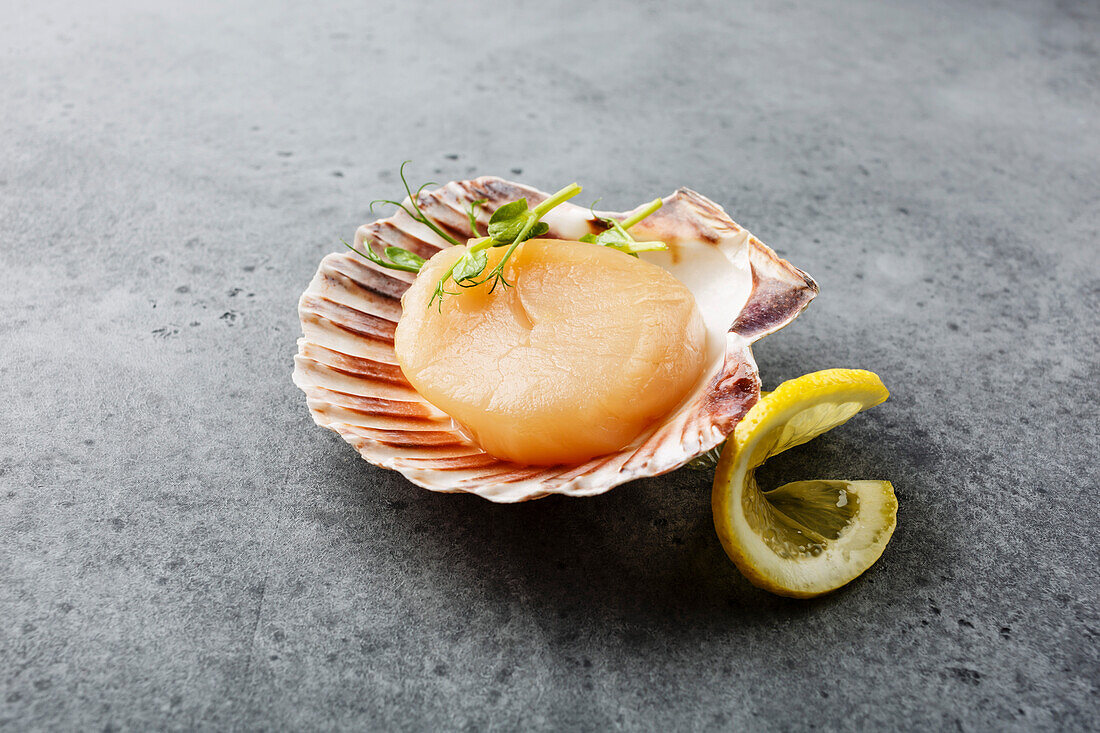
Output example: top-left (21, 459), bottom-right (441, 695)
top-left (350, 428), bottom-right (471, 448)
top-left (299, 295), bottom-right (396, 343)
top-left (302, 387), bottom-right (444, 423)
top-left (294, 357), bottom-right (424, 402)
top-left (701, 346), bottom-right (762, 433)
top-left (298, 343), bottom-right (408, 385)
top-left (321, 254), bottom-right (412, 301)
top-left (362, 220), bottom-right (447, 260)
top-left (294, 177), bottom-right (817, 502)
top-left (626, 188), bottom-right (733, 246)
top-left (730, 236), bottom-right (818, 341)
top-left (392, 454), bottom-right (500, 471)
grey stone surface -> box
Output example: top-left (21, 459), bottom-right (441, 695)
top-left (2, 0), bottom-right (1098, 729)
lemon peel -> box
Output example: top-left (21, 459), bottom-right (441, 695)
top-left (712, 369), bottom-right (897, 598)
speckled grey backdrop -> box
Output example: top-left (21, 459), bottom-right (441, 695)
top-left (2, 0), bottom-right (1097, 730)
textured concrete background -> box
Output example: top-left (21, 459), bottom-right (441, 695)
top-left (2, 0), bottom-right (1098, 730)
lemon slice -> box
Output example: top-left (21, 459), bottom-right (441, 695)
top-left (712, 369), bottom-right (897, 598)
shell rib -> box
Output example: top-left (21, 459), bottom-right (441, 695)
top-left (293, 177), bottom-right (817, 502)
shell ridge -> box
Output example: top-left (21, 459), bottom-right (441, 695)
top-left (300, 295), bottom-right (397, 341)
top-left (298, 343), bottom-right (407, 383)
top-left (323, 252), bottom-right (413, 299)
top-left (321, 260), bottom-right (406, 305)
top-left (365, 220), bottom-right (448, 259)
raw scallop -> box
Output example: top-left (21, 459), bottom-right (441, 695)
top-left (394, 239), bottom-right (707, 465)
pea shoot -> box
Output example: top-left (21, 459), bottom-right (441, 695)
top-left (342, 164), bottom-right (669, 308)
top-left (579, 198), bottom-right (668, 257)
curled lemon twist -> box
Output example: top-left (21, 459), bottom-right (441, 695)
top-left (712, 369), bottom-right (897, 598)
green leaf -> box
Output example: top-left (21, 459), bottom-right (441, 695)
top-left (521, 221), bottom-right (549, 241)
top-left (384, 246), bottom-right (425, 271)
top-left (341, 239), bottom-right (425, 273)
top-left (490, 218), bottom-right (548, 247)
top-left (488, 217), bottom-right (526, 243)
top-left (598, 230), bottom-right (631, 246)
top-left (579, 225), bottom-right (629, 248)
top-left (487, 199), bottom-right (532, 242)
top-left (489, 198), bottom-right (530, 224)
top-left (453, 248), bottom-right (488, 283)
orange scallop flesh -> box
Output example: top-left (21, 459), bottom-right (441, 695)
top-left (393, 239), bottom-right (707, 465)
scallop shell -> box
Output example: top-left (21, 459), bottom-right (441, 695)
top-left (293, 178), bottom-right (817, 502)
